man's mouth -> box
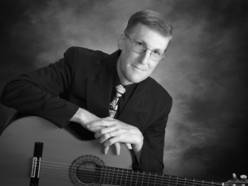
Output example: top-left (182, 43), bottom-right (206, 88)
top-left (132, 64), bottom-right (147, 71)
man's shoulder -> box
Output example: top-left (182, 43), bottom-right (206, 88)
top-left (64, 46), bottom-right (108, 60)
top-left (139, 77), bottom-right (172, 121)
top-left (143, 77), bottom-right (172, 104)
top-left (63, 46), bottom-right (111, 73)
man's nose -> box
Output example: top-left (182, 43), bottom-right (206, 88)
top-left (139, 50), bottom-right (151, 65)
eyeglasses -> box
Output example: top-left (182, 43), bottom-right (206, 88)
top-left (124, 33), bottom-right (165, 61)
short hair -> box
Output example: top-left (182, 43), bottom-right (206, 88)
top-left (124, 9), bottom-right (173, 38)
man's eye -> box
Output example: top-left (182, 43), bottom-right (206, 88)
top-left (136, 41), bottom-right (144, 46)
top-left (153, 50), bottom-right (162, 56)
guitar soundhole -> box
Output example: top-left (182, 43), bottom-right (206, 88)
top-left (69, 155), bottom-right (104, 186)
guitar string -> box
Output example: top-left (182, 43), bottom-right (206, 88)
top-left (99, 166), bottom-right (222, 186)
top-left (41, 170), bottom-right (173, 186)
top-left (38, 160), bottom-right (223, 186)
top-left (41, 166), bottom-right (225, 186)
top-left (41, 171), bottom-right (218, 186)
top-left (33, 158), bottom-right (247, 185)
top-left (36, 172), bottom-right (73, 185)
top-left (40, 166), bottom-right (223, 186)
top-left (40, 161), bottom-right (222, 186)
top-left (98, 166), bottom-right (221, 186)
top-left (40, 167), bottom-right (222, 186)
top-left (40, 168), bottom-right (248, 186)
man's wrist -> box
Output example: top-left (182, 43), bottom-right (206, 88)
top-left (70, 108), bottom-right (98, 126)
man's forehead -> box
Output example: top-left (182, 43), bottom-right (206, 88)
top-left (129, 23), bottom-right (171, 50)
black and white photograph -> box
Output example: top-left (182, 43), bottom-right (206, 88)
top-left (0, 0), bottom-right (247, 185)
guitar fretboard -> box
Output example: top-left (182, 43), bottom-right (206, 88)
top-left (78, 165), bottom-right (223, 186)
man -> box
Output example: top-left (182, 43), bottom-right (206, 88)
top-left (1, 9), bottom-right (173, 174)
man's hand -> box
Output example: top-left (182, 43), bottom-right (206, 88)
top-left (87, 117), bottom-right (144, 154)
top-left (71, 108), bottom-right (144, 155)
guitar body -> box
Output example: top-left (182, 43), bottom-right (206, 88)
top-left (0, 116), bottom-right (132, 186)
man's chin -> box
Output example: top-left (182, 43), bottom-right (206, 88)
top-left (127, 75), bottom-right (147, 84)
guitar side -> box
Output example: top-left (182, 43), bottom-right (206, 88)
top-left (0, 116), bottom-right (133, 186)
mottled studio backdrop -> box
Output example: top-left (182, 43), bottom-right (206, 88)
top-left (1, 0), bottom-right (248, 182)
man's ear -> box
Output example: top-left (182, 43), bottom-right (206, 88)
top-left (118, 34), bottom-right (125, 50)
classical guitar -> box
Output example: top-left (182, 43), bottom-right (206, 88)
top-left (0, 116), bottom-right (247, 186)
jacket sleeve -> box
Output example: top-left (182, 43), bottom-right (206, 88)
top-left (139, 96), bottom-right (172, 174)
top-left (0, 47), bottom-right (79, 128)
top-left (0, 103), bottom-right (17, 135)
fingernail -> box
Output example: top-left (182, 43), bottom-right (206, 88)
top-left (240, 174), bottom-right (247, 179)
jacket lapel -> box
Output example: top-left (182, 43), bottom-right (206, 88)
top-left (86, 50), bottom-right (120, 118)
top-left (118, 80), bottom-right (148, 131)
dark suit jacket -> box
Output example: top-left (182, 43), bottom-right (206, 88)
top-left (1, 47), bottom-right (172, 174)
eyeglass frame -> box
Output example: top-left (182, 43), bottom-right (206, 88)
top-left (124, 32), bottom-right (166, 61)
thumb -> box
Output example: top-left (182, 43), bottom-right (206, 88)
top-left (115, 143), bottom-right (121, 155)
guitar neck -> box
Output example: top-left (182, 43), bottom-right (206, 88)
top-left (94, 166), bottom-right (223, 186)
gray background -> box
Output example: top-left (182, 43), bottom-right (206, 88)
top-left (1, 0), bottom-right (247, 182)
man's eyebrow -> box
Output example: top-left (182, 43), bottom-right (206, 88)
top-left (135, 38), bottom-right (164, 52)
top-left (134, 38), bottom-right (145, 43)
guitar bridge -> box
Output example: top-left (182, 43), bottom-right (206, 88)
top-left (30, 142), bottom-right (43, 186)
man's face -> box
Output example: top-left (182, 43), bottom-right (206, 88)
top-left (117, 23), bottom-right (171, 85)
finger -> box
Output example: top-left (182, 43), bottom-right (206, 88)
top-left (126, 143), bottom-right (132, 149)
top-left (104, 135), bottom-right (121, 147)
top-left (115, 143), bottom-right (121, 155)
top-left (232, 173), bottom-right (237, 179)
top-left (104, 146), bottom-right (109, 155)
top-left (94, 126), bottom-right (118, 138)
top-left (240, 174), bottom-right (247, 179)
top-left (99, 129), bottom-right (123, 143)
